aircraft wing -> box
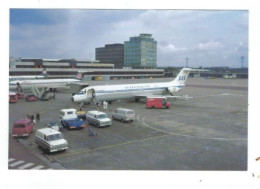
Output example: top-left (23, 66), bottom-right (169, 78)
top-left (134, 94), bottom-right (193, 100)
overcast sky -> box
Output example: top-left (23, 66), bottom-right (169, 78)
top-left (10, 9), bottom-right (248, 68)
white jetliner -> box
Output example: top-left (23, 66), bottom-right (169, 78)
top-left (9, 69), bottom-right (48, 82)
top-left (9, 73), bottom-right (82, 91)
top-left (71, 68), bottom-right (205, 104)
top-left (9, 75), bottom-right (46, 82)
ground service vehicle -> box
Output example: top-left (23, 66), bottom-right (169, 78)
top-left (61, 118), bottom-right (86, 129)
top-left (59, 109), bottom-right (77, 121)
top-left (112, 108), bottom-right (135, 122)
top-left (25, 94), bottom-right (38, 102)
top-left (9, 91), bottom-right (18, 103)
top-left (12, 119), bottom-right (34, 137)
top-left (35, 128), bottom-right (68, 153)
top-left (76, 110), bottom-right (86, 120)
top-left (86, 110), bottom-right (111, 127)
top-left (46, 122), bottom-right (63, 131)
top-left (146, 97), bottom-right (171, 109)
top-left (17, 92), bottom-right (24, 99)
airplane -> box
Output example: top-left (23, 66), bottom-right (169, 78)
top-left (71, 68), bottom-right (206, 104)
top-left (9, 73), bottom-right (83, 91)
top-left (9, 69), bottom-right (48, 82)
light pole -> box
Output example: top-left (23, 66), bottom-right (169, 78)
top-left (185, 57), bottom-right (189, 68)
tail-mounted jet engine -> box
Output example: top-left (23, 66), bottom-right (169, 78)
top-left (167, 86), bottom-right (181, 95)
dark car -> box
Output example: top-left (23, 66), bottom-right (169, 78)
top-left (46, 122), bottom-right (63, 131)
top-left (25, 95), bottom-right (38, 102)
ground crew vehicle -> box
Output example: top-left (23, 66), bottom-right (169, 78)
top-left (59, 109), bottom-right (78, 121)
top-left (35, 128), bottom-right (68, 153)
top-left (76, 110), bottom-right (86, 120)
top-left (12, 119), bottom-right (34, 137)
top-left (46, 122), bottom-right (63, 131)
top-left (146, 97), bottom-right (171, 109)
top-left (9, 91), bottom-right (18, 103)
top-left (25, 94), bottom-right (38, 102)
top-left (61, 118), bottom-right (86, 129)
top-left (112, 108), bottom-right (135, 122)
top-left (86, 110), bottom-right (111, 127)
top-left (59, 108), bottom-right (86, 129)
top-left (17, 92), bottom-right (24, 99)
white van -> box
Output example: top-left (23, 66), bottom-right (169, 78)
top-left (59, 108), bottom-right (77, 121)
top-left (35, 128), bottom-right (68, 153)
top-left (111, 108), bottom-right (135, 122)
top-left (86, 110), bottom-right (111, 127)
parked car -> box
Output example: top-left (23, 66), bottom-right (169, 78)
top-left (25, 95), bottom-right (38, 102)
top-left (46, 122), bottom-right (63, 131)
top-left (146, 97), bottom-right (171, 109)
top-left (112, 108), bottom-right (135, 122)
top-left (86, 110), bottom-right (111, 127)
top-left (12, 119), bottom-right (34, 137)
top-left (35, 128), bottom-right (68, 153)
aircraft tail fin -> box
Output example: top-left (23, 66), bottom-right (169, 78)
top-left (75, 73), bottom-right (83, 80)
top-left (170, 68), bottom-right (208, 85)
top-left (40, 68), bottom-right (48, 78)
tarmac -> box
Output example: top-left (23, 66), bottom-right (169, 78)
top-left (8, 77), bottom-right (248, 170)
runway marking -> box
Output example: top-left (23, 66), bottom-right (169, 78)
top-left (8, 158), bottom-right (51, 170)
top-left (140, 117), bottom-right (247, 142)
top-left (53, 133), bottom-right (171, 159)
top-left (195, 93), bottom-right (243, 98)
top-left (9, 160), bottom-right (25, 167)
top-left (18, 163), bottom-right (34, 169)
top-left (8, 158), bottom-right (16, 162)
top-left (31, 165), bottom-right (45, 170)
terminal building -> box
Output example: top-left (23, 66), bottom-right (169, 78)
top-left (9, 57), bottom-right (165, 80)
top-left (95, 44), bottom-right (124, 69)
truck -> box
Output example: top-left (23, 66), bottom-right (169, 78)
top-left (59, 109), bottom-right (78, 121)
top-left (146, 97), bottom-right (171, 109)
top-left (61, 118), bottom-right (86, 129)
top-left (12, 119), bottom-right (34, 137)
top-left (59, 108), bottom-right (86, 129)
top-left (35, 128), bottom-right (68, 153)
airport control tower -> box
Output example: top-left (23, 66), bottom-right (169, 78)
top-left (124, 34), bottom-right (157, 68)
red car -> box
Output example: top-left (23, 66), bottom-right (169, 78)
top-left (25, 95), bottom-right (38, 102)
top-left (12, 119), bottom-right (34, 137)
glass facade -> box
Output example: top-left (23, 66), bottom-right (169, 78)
top-left (95, 44), bottom-right (124, 68)
top-left (124, 34), bottom-right (157, 68)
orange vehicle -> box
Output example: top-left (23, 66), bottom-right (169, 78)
top-left (146, 97), bottom-right (171, 109)
top-left (9, 91), bottom-right (18, 103)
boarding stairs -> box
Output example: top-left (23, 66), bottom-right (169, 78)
top-left (31, 86), bottom-right (50, 100)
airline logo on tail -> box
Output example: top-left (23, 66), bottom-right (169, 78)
top-left (178, 76), bottom-right (186, 81)
top-left (76, 73), bottom-right (82, 80)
